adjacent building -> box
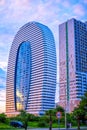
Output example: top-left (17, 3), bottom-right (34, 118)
top-left (6, 22), bottom-right (57, 116)
top-left (59, 18), bottom-right (87, 112)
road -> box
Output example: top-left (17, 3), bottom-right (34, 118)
top-left (28, 127), bottom-right (87, 130)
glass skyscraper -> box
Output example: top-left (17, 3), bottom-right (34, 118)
top-left (6, 22), bottom-right (57, 116)
top-left (59, 18), bottom-right (87, 112)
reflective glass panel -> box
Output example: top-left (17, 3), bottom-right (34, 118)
top-left (15, 41), bottom-right (31, 111)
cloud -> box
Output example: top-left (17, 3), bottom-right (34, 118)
top-left (0, 68), bottom-right (6, 87)
top-left (0, 79), bottom-right (6, 87)
top-left (0, 0), bottom-right (61, 25)
top-left (62, 1), bottom-right (71, 8)
top-left (0, 101), bottom-right (5, 113)
top-left (73, 4), bottom-right (85, 16)
top-left (83, 0), bottom-right (87, 3)
top-left (0, 68), bottom-right (6, 76)
top-left (0, 0), bottom-right (62, 47)
top-left (0, 0), bottom-right (5, 6)
top-left (0, 62), bottom-right (7, 71)
top-left (0, 33), bottom-right (14, 71)
top-left (0, 89), bottom-right (5, 113)
top-left (0, 68), bottom-right (6, 113)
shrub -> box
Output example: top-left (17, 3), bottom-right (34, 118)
top-left (0, 113), bottom-right (9, 124)
top-left (38, 121), bottom-right (48, 127)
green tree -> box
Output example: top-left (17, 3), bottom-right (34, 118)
top-left (45, 106), bottom-right (64, 130)
top-left (45, 109), bottom-right (55, 130)
top-left (0, 113), bottom-right (8, 124)
top-left (80, 92), bottom-right (87, 115)
top-left (73, 108), bottom-right (85, 130)
top-left (18, 110), bottom-right (30, 130)
top-left (73, 92), bottom-right (87, 130)
top-left (56, 106), bottom-right (65, 113)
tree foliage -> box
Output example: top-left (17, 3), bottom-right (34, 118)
top-left (73, 92), bottom-right (87, 130)
top-left (0, 113), bottom-right (8, 124)
top-left (44, 106), bottom-right (65, 130)
top-left (17, 110), bottom-right (30, 130)
top-left (79, 92), bottom-right (87, 117)
top-left (56, 105), bottom-right (65, 113)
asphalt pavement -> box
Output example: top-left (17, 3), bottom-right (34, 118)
top-left (28, 127), bottom-right (87, 130)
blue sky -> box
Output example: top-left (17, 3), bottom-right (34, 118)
top-left (0, 0), bottom-right (87, 113)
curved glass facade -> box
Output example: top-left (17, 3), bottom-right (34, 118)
top-left (6, 22), bottom-right (57, 116)
top-left (15, 41), bottom-right (31, 111)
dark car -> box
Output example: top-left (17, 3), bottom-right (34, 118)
top-left (10, 120), bottom-right (24, 128)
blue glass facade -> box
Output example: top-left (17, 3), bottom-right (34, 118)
top-left (37, 23), bottom-right (56, 114)
top-left (15, 41), bottom-right (31, 111)
top-left (59, 18), bottom-right (87, 112)
top-left (74, 19), bottom-right (87, 99)
top-left (6, 22), bottom-right (57, 116)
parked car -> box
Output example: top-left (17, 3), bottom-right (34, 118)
top-left (10, 120), bottom-right (24, 128)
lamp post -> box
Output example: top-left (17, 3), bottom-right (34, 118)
top-left (59, 80), bottom-right (76, 129)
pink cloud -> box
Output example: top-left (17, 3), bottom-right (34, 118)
top-left (62, 1), bottom-right (71, 8)
top-left (0, 62), bottom-right (7, 71)
top-left (73, 4), bottom-right (85, 16)
top-left (0, 0), bottom-right (5, 6)
top-left (83, 0), bottom-right (87, 3)
top-left (0, 90), bottom-right (5, 113)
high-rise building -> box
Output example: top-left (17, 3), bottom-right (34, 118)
top-left (59, 18), bottom-right (87, 112)
top-left (6, 22), bottom-right (57, 116)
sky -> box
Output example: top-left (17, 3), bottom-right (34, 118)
top-left (0, 0), bottom-right (87, 113)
